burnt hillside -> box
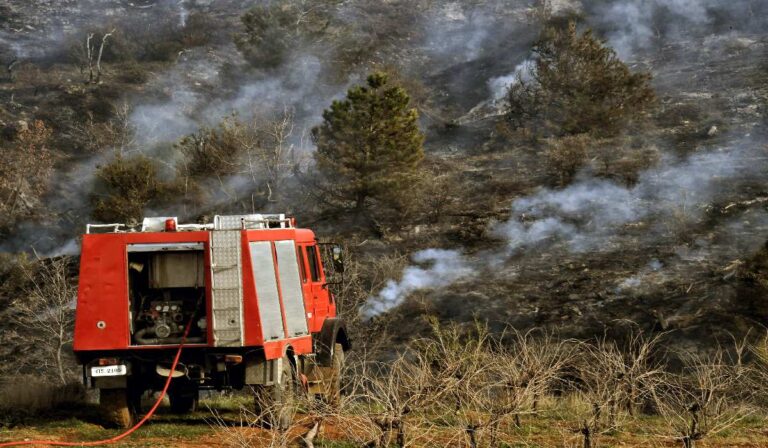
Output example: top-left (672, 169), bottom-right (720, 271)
top-left (0, 0), bottom-right (767, 360)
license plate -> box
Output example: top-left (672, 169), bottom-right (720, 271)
top-left (91, 365), bottom-right (127, 377)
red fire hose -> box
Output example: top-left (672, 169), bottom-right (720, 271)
top-left (0, 320), bottom-right (193, 447)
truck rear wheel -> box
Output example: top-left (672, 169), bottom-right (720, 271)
top-left (100, 388), bottom-right (134, 429)
top-left (253, 356), bottom-right (296, 429)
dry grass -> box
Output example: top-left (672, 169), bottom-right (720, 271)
top-left (0, 376), bottom-right (84, 414)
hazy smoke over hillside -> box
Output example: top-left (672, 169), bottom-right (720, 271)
top-left (364, 139), bottom-right (768, 317)
top-left (499, 141), bottom-right (765, 251)
top-left (586, 0), bottom-right (768, 59)
top-left (130, 51), bottom-right (348, 149)
top-left (1, 0), bottom-right (765, 264)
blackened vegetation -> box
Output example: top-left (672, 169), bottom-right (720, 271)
top-left (0, 4), bottom-right (765, 430)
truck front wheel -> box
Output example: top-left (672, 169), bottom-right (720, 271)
top-left (100, 388), bottom-right (134, 429)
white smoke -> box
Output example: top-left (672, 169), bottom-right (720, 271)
top-left (617, 258), bottom-right (663, 291)
top-left (362, 249), bottom-right (476, 318)
top-left (178, 0), bottom-right (189, 27)
top-left (367, 140), bottom-right (768, 317)
top-left (591, 0), bottom-right (762, 60)
top-left (496, 143), bottom-right (759, 253)
top-left (129, 48), bottom-right (347, 149)
top-left (494, 179), bottom-right (638, 254)
top-left (488, 58), bottom-right (535, 100)
top-left (421, 0), bottom-right (532, 68)
top-left (129, 48), bottom-right (224, 147)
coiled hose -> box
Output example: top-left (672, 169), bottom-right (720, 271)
top-left (0, 319), bottom-right (194, 447)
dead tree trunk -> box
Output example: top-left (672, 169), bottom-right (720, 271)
top-left (94, 30), bottom-right (114, 83)
top-left (86, 33), bottom-right (94, 83)
top-left (85, 30), bottom-right (114, 84)
top-left (7, 59), bottom-right (18, 82)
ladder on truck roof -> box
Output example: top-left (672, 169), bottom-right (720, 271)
top-left (209, 227), bottom-right (244, 347)
top-left (207, 214), bottom-right (292, 347)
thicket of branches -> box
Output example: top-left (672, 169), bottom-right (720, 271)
top-left (209, 321), bottom-right (764, 448)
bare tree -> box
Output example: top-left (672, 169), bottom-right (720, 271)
top-left (360, 354), bottom-right (440, 447)
top-left (653, 347), bottom-right (754, 448)
top-left (555, 331), bottom-right (664, 448)
top-left (72, 102), bottom-right (137, 154)
top-left (0, 120), bottom-right (54, 230)
top-left (10, 256), bottom-right (77, 384)
top-left (85, 29), bottom-right (114, 83)
top-left (242, 108), bottom-right (300, 204)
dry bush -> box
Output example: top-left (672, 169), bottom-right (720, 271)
top-left (407, 158), bottom-right (465, 226)
top-left (206, 324), bottom-right (763, 447)
top-left (176, 111), bottom-right (301, 213)
top-left (91, 154), bottom-right (177, 224)
top-left (71, 102), bottom-right (136, 154)
top-left (178, 116), bottom-right (248, 179)
top-left (544, 133), bottom-right (660, 186)
top-left (559, 331), bottom-right (666, 448)
top-left (0, 120), bottom-right (54, 233)
top-left (544, 134), bottom-right (591, 184)
top-left (114, 61), bottom-right (150, 84)
top-left (235, 2), bottom-right (335, 69)
top-left (350, 355), bottom-right (442, 447)
top-left (591, 137), bottom-right (660, 185)
top-left (336, 250), bottom-right (409, 324)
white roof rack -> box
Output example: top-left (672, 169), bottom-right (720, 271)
top-left (215, 214), bottom-right (290, 230)
top-left (85, 214), bottom-right (294, 234)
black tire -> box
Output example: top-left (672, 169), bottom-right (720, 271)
top-left (100, 388), bottom-right (134, 429)
top-left (169, 389), bottom-right (199, 414)
top-left (253, 355), bottom-right (296, 429)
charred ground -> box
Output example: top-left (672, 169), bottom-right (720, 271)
top-left (0, 0), bottom-right (767, 384)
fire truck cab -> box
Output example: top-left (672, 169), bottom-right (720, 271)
top-left (73, 214), bottom-right (350, 427)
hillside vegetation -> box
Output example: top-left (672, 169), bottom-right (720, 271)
top-left (1, 0), bottom-right (768, 445)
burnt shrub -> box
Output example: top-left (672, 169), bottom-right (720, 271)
top-left (114, 61), bottom-right (150, 84)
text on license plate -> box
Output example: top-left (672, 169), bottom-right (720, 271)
top-left (91, 365), bottom-right (127, 377)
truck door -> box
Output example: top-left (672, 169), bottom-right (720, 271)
top-left (297, 245), bottom-right (314, 326)
top-left (305, 245), bottom-right (329, 323)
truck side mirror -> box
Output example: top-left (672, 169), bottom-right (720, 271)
top-left (331, 245), bottom-right (344, 273)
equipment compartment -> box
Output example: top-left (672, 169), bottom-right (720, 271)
top-left (127, 244), bottom-right (207, 345)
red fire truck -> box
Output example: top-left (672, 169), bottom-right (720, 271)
top-left (73, 214), bottom-right (350, 427)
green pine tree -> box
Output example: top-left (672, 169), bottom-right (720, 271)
top-left (311, 72), bottom-right (425, 221)
top-left (507, 22), bottom-right (655, 138)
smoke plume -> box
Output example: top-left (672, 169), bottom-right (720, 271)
top-left (362, 249), bottom-right (476, 319)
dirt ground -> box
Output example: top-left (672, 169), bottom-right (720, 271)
top-left (3, 399), bottom-right (768, 448)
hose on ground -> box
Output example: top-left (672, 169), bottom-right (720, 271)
top-left (0, 318), bottom-right (194, 447)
